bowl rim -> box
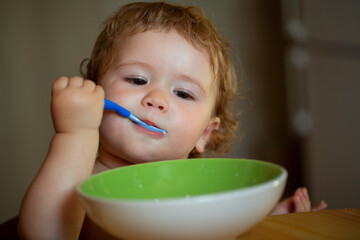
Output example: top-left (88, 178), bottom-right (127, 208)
top-left (77, 158), bottom-right (287, 204)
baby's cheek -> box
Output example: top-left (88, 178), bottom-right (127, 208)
top-left (174, 127), bottom-right (202, 150)
top-left (100, 114), bottom-right (122, 137)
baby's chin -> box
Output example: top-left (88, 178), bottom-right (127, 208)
top-left (125, 153), bottom-right (175, 164)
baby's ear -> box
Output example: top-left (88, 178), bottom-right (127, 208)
top-left (195, 117), bottom-right (220, 153)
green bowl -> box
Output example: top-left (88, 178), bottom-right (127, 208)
top-left (78, 158), bottom-right (287, 240)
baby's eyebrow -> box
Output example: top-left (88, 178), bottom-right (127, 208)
top-left (114, 61), bottom-right (153, 71)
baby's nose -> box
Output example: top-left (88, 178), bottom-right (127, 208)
top-left (141, 90), bottom-right (168, 112)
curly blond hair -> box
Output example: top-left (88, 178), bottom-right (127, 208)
top-left (82, 1), bottom-right (239, 158)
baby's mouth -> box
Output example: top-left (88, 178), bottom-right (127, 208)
top-left (141, 120), bottom-right (160, 128)
top-left (132, 118), bottom-right (166, 135)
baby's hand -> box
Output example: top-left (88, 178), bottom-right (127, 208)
top-left (51, 76), bottom-right (105, 133)
top-left (269, 187), bottom-right (327, 215)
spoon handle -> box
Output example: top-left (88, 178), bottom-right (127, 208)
top-left (104, 99), bottom-right (130, 118)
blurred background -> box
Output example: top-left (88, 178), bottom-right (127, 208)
top-left (1, 0), bottom-right (359, 223)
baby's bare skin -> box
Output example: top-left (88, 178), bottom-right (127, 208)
top-left (270, 187), bottom-right (327, 215)
top-left (18, 77), bottom-right (104, 239)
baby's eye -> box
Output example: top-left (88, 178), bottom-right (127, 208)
top-left (125, 77), bottom-right (147, 85)
top-left (174, 90), bottom-right (195, 100)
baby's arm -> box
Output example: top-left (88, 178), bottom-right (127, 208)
top-left (18, 76), bottom-right (104, 239)
top-left (269, 187), bottom-right (327, 215)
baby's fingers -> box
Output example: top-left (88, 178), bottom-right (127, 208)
top-left (82, 79), bottom-right (97, 91)
top-left (293, 187), bottom-right (311, 212)
top-left (94, 85), bottom-right (105, 99)
top-left (52, 76), bottom-right (69, 93)
top-left (301, 188), bottom-right (311, 210)
top-left (51, 76), bottom-right (85, 95)
top-left (52, 77), bottom-right (101, 96)
top-left (67, 76), bottom-right (84, 88)
top-left (293, 196), bottom-right (305, 212)
top-left (312, 201), bottom-right (327, 211)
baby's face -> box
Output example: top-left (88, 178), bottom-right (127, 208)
top-left (99, 29), bottom-right (219, 165)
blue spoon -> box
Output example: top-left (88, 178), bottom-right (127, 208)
top-left (104, 99), bottom-right (166, 135)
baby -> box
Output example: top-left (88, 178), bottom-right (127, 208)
top-left (18, 2), bottom-right (326, 239)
